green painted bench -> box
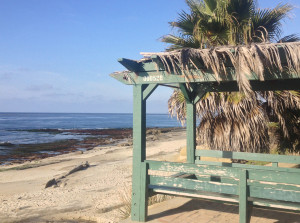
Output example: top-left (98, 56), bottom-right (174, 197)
top-left (143, 150), bottom-right (300, 223)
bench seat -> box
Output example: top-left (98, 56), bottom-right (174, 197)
top-left (144, 150), bottom-right (300, 223)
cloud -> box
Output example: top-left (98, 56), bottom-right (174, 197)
top-left (0, 65), bottom-right (171, 113)
top-left (26, 84), bottom-right (55, 91)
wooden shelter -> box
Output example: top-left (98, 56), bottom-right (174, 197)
top-left (111, 42), bottom-right (300, 223)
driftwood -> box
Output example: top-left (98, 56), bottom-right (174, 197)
top-left (45, 161), bottom-right (89, 188)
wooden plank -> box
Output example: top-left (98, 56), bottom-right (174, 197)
top-left (146, 160), bottom-right (300, 185)
top-left (150, 186), bottom-right (300, 211)
top-left (149, 175), bottom-right (238, 195)
top-left (252, 198), bottom-right (300, 211)
top-left (194, 90), bottom-right (206, 104)
top-left (195, 175), bottom-right (239, 184)
top-left (146, 160), bottom-right (240, 178)
top-left (186, 101), bottom-right (196, 164)
top-left (248, 170), bottom-right (300, 185)
top-left (195, 150), bottom-right (300, 164)
top-left (138, 162), bottom-right (149, 221)
top-left (195, 160), bottom-right (300, 173)
top-left (143, 84), bottom-right (157, 101)
top-left (195, 175), bottom-right (300, 192)
top-left (239, 170), bottom-right (248, 223)
top-left (150, 186), bottom-right (239, 203)
top-left (248, 181), bottom-right (300, 192)
top-left (179, 83), bottom-right (192, 102)
top-left (110, 67), bottom-right (300, 86)
top-left (151, 186), bottom-right (300, 211)
top-left (131, 85), bottom-right (147, 221)
top-left (118, 58), bottom-right (142, 72)
top-left (249, 185), bottom-right (300, 203)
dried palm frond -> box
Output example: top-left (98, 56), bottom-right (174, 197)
top-left (142, 42), bottom-right (300, 95)
top-left (196, 91), bottom-right (269, 152)
top-left (168, 89), bottom-right (300, 153)
top-left (260, 91), bottom-right (300, 139)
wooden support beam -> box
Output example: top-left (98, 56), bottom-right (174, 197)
top-left (179, 84), bottom-right (199, 164)
top-left (131, 84), bottom-right (148, 221)
top-left (110, 67), bottom-right (300, 87)
top-left (143, 84), bottom-right (158, 101)
top-left (179, 83), bottom-right (192, 102)
top-left (186, 101), bottom-right (196, 164)
top-left (195, 149), bottom-right (300, 164)
top-left (194, 91), bottom-right (206, 104)
top-left (138, 162), bottom-right (149, 220)
top-left (118, 58), bottom-right (141, 72)
top-left (239, 169), bottom-right (249, 223)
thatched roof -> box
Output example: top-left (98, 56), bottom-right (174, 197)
top-left (141, 42), bottom-right (300, 94)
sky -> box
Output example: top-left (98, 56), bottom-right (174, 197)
top-left (0, 0), bottom-right (299, 114)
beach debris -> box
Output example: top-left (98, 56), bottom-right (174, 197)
top-left (45, 178), bottom-right (57, 188)
top-left (45, 161), bottom-right (89, 189)
top-left (66, 161), bottom-right (89, 176)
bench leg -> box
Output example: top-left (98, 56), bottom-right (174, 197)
top-left (239, 169), bottom-right (249, 223)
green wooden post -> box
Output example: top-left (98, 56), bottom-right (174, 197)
top-left (186, 101), bottom-right (196, 164)
top-left (179, 84), bottom-right (196, 164)
top-left (139, 162), bottom-right (149, 219)
top-left (131, 84), bottom-right (148, 221)
top-left (239, 169), bottom-right (249, 223)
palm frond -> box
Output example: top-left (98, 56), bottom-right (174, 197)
top-left (278, 34), bottom-right (300, 43)
top-left (144, 42), bottom-right (300, 94)
top-left (252, 3), bottom-right (294, 42)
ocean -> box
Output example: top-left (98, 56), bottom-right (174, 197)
top-left (0, 113), bottom-right (182, 157)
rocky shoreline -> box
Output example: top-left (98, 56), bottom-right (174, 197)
top-left (0, 127), bottom-right (186, 222)
top-left (0, 127), bottom-right (182, 165)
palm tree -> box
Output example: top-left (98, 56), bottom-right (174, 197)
top-left (162, 0), bottom-right (296, 48)
top-left (163, 0), bottom-right (300, 153)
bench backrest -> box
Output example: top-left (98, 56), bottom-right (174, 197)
top-left (195, 149), bottom-right (300, 170)
top-left (146, 157), bottom-right (300, 208)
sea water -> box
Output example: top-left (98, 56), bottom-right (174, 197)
top-left (0, 113), bottom-right (182, 153)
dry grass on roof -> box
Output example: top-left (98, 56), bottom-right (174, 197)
top-left (142, 42), bottom-right (300, 94)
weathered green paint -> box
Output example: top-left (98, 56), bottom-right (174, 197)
top-left (131, 85), bottom-right (147, 221)
top-left (194, 91), bottom-right (206, 104)
top-left (186, 101), bottom-right (196, 164)
top-left (195, 174), bottom-right (300, 192)
top-left (118, 58), bottom-right (142, 72)
top-left (252, 198), bottom-right (300, 211)
top-left (249, 185), bottom-right (300, 203)
top-left (138, 162), bottom-right (149, 220)
top-left (149, 175), bottom-right (237, 195)
top-left (178, 84), bottom-right (204, 164)
top-left (195, 149), bottom-right (300, 164)
top-left (195, 159), bottom-right (300, 173)
top-left (179, 83), bottom-right (192, 102)
top-left (150, 186), bottom-right (239, 203)
top-left (110, 68), bottom-right (300, 87)
top-left (151, 185), bottom-right (300, 212)
top-left (143, 84), bottom-right (158, 101)
top-left (146, 160), bottom-right (240, 178)
top-left (146, 160), bottom-right (300, 185)
top-left (195, 175), bottom-right (239, 185)
top-left (112, 49), bottom-right (300, 223)
top-left (239, 170), bottom-right (248, 223)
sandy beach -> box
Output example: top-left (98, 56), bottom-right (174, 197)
top-left (0, 128), bottom-right (186, 223)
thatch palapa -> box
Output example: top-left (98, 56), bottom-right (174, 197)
top-left (142, 42), bottom-right (300, 95)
